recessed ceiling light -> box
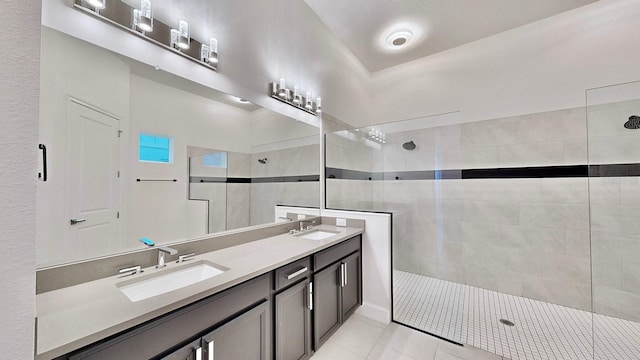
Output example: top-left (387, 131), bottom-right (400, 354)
top-left (238, 98), bottom-right (250, 104)
top-left (386, 30), bottom-right (413, 48)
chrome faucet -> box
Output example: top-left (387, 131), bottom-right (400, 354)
top-left (156, 246), bottom-right (178, 269)
top-left (299, 220), bottom-right (315, 232)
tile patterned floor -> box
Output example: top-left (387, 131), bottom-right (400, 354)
top-left (311, 313), bottom-right (506, 360)
top-left (393, 270), bottom-right (640, 360)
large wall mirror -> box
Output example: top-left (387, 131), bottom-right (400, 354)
top-left (36, 27), bottom-right (320, 268)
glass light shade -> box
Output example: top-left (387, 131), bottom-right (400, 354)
top-left (316, 97), bottom-right (322, 113)
top-left (86, 0), bottom-right (106, 9)
top-left (138, 0), bottom-right (153, 32)
top-left (293, 86), bottom-right (300, 104)
top-left (305, 92), bottom-right (313, 109)
top-left (177, 20), bottom-right (190, 49)
top-left (200, 44), bottom-right (210, 63)
top-left (271, 82), bottom-right (278, 96)
top-left (209, 38), bottom-right (218, 65)
top-left (170, 29), bottom-right (179, 49)
top-left (278, 78), bottom-right (286, 97)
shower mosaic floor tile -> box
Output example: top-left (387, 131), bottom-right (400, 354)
top-left (393, 270), bottom-right (640, 360)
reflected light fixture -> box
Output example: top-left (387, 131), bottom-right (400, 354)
top-left (85, 0), bottom-right (106, 9)
top-left (177, 20), bottom-right (190, 49)
top-left (270, 79), bottom-right (321, 116)
top-left (368, 128), bottom-right (386, 144)
top-left (133, 0), bottom-right (153, 32)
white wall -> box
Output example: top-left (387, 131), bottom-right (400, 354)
top-left (0, 1), bottom-right (41, 358)
top-left (42, 0), bottom-right (371, 128)
top-left (370, 0), bottom-right (640, 126)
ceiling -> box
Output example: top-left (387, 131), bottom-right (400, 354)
top-left (304, 0), bottom-right (597, 73)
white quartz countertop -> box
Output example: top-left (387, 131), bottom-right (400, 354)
top-left (36, 225), bottom-right (363, 359)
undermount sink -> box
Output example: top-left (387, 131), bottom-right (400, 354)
top-left (299, 230), bottom-right (340, 241)
top-left (117, 261), bottom-right (229, 302)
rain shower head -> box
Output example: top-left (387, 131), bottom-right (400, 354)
top-left (402, 141), bottom-right (416, 151)
top-left (624, 115), bottom-right (640, 129)
top-left (258, 158), bottom-right (268, 164)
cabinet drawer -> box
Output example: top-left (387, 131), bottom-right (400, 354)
top-left (274, 256), bottom-right (311, 291)
top-left (313, 236), bottom-right (360, 271)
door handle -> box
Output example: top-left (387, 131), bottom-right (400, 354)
top-left (194, 346), bottom-right (203, 360)
top-left (70, 218), bottom-right (86, 225)
top-left (38, 144), bottom-right (47, 182)
top-left (308, 282), bottom-right (313, 311)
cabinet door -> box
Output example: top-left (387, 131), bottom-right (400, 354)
top-left (275, 279), bottom-right (312, 360)
top-left (341, 251), bottom-right (361, 321)
top-left (313, 262), bottom-right (342, 349)
top-left (160, 339), bottom-right (202, 360)
top-left (201, 301), bottom-right (272, 360)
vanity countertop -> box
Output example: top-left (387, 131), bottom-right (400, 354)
top-left (36, 225), bottom-right (363, 359)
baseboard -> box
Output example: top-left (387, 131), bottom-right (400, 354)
top-left (356, 302), bottom-right (391, 325)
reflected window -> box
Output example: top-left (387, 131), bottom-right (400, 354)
top-left (202, 152), bottom-right (227, 168)
top-left (139, 133), bottom-right (172, 163)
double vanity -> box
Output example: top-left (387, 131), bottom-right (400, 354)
top-left (36, 219), bottom-right (363, 360)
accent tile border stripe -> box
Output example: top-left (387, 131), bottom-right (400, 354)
top-left (190, 175), bottom-right (320, 184)
top-left (326, 164), bottom-right (640, 180)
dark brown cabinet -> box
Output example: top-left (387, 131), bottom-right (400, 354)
top-left (61, 234), bottom-right (362, 360)
top-left (312, 262), bottom-right (342, 348)
top-left (312, 235), bottom-right (362, 350)
top-left (161, 302), bottom-right (271, 360)
top-left (274, 279), bottom-right (312, 360)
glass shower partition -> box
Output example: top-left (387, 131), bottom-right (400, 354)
top-left (587, 80), bottom-right (640, 360)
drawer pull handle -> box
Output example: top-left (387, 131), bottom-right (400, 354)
top-left (286, 266), bottom-right (308, 280)
top-left (194, 346), bottom-right (203, 360)
top-left (344, 262), bottom-right (348, 286)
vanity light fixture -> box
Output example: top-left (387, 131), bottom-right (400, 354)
top-left (85, 0), bottom-right (106, 10)
top-left (133, 0), bottom-right (153, 33)
top-left (368, 128), bottom-right (386, 144)
top-left (270, 80), bottom-right (321, 116)
top-left (74, 0), bottom-right (218, 71)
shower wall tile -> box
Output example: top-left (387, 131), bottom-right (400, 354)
top-left (622, 262), bottom-right (640, 295)
top-left (588, 135), bottom-right (640, 164)
top-left (460, 118), bottom-right (519, 147)
top-left (620, 177), bottom-right (640, 205)
top-left (588, 178), bottom-right (621, 204)
top-left (593, 285), bottom-right (640, 322)
top-left (463, 200), bottom-right (520, 225)
top-left (226, 183), bottom-right (250, 230)
top-left (592, 259), bottom-right (622, 289)
top-left (251, 144), bottom-right (319, 177)
top-left (497, 141), bottom-right (565, 167)
top-left (591, 204), bottom-right (640, 235)
top-left (227, 152), bottom-right (251, 178)
top-left (522, 276), bottom-right (592, 311)
top-left (519, 202), bottom-right (589, 230)
top-left (565, 230), bottom-right (590, 257)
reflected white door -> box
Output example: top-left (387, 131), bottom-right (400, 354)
top-left (66, 100), bottom-right (120, 259)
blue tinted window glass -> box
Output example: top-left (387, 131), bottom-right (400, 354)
top-left (139, 134), bottom-right (171, 163)
top-left (202, 152), bottom-right (227, 168)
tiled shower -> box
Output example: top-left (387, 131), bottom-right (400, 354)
top-left (325, 81), bottom-right (640, 359)
top-left (189, 137), bottom-right (320, 233)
